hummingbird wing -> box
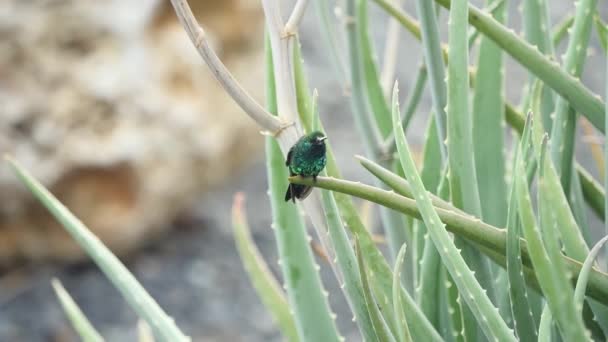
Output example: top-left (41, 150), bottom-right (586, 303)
top-left (297, 185), bottom-right (313, 200)
top-left (285, 148), bottom-right (293, 167)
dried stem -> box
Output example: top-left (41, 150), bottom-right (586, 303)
top-left (169, 0), bottom-right (284, 134)
top-left (284, 0), bottom-right (311, 37)
top-left (262, 0), bottom-right (301, 131)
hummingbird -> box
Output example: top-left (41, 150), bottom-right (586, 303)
top-left (284, 131), bottom-right (328, 202)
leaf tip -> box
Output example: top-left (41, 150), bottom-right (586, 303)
top-left (232, 192), bottom-right (246, 224)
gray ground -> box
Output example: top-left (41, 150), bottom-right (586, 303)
top-left (1, 2), bottom-right (607, 341)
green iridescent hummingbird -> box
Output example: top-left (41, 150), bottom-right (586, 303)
top-left (284, 131), bottom-right (328, 202)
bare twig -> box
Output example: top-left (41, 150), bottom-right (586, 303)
top-left (169, 0), bottom-right (285, 134)
top-left (262, 0), bottom-right (301, 132)
top-left (284, 0), bottom-right (310, 37)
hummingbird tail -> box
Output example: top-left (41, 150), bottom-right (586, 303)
top-left (284, 184), bottom-right (313, 202)
top-left (285, 184), bottom-right (295, 203)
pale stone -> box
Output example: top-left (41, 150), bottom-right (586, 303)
top-left (0, 0), bottom-right (264, 265)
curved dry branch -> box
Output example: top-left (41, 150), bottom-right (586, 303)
top-left (169, 0), bottom-right (284, 134)
top-left (285, 0), bottom-right (311, 36)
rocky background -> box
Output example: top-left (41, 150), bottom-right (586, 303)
top-left (0, 0), bottom-right (263, 266)
top-left (0, 0), bottom-right (607, 341)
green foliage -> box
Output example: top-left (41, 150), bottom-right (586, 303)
top-left (51, 279), bottom-right (104, 342)
top-left (6, 1), bottom-right (608, 341)
top-left (231, 194), bottom-right (299, 342)
top-left (6, 157), bottom-right (189, 342)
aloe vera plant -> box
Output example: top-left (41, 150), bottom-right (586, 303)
top-left (5, 0), bottom-right (608, 341)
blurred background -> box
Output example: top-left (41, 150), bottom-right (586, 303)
top-left (0, 0), bottom-right (606, 341)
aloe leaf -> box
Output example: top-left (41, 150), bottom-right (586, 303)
top-left (447, 0), bottom-right (493, 218)
top-left (595, 14), bottom-right (608, 54)
top-left (522, 0), bottom-right (555, 133)
top-left (553, 15), bottom-right (574, 48)
top-left (444, 272), bottom-right (466, 342)
top-left (433, 0), bottom-right (605, 133)
top-left (318, 180), bottom-right (377, 341)
top-left (605, 10), bottom-right (608, 270)
top-left (231, 194), bottom-right (299, 342)
top-left (345, 0), bottom-right (383, 157)
top-left (306, 96), bottom-right (441, 342)
top-left (515, 143), bottom-right (589, 341)
top-left (327, 164), bottom-right (442, 342)
top-left (537, 304), bottom-right (553, 342)
top-left (441, 171), bottom-right (466, 342)
top-left (357, 0), bottom-right (392, 137)
top-left (265, 39), bottom-right (341, 341)
top-left (431, 269), bottom-right (451, 341)
top-left (523, 0), bottom-right (554, 56)
top-left (392, 244), bottom-right (413, 342)
top-left (51, 279), bottom-right (104, 342)
top-left (508, 100), bottom-right (606, 221)
top-left (549, 0), bottom-right (598, 192)
top-left (414, 0), bottom-right (448, 161)
top-left (472, 0), bottom-right (507, 228)
top-left (355, 240), bottom-right (397, 342)
top-left (505, 115), bottom-right (537, 340)
top-left (538, 132), bottom-right (608, 335)
top-left (356, 156), bottom-right (463, 216)
top-left (357, 155), bottom-right (475, 329)
top-left (543, 160), bottom-right (590, 261)
top-left (447, 1), bottom-right (495, 337)
top-left (528, 82), bottom-right (591, 262)
top-left (414, 118), bottom-right (444, 331)
top-left (575, 236), bottom-right (608, 313)
top-left (372, 0), bottom-right (421, 40)
top-left (5, 158), bottom-right (189, 341)
top-left (391, 83), bottom-right (515, 340)
top-left (265, 137), bottom-right (341, 342)
top-left (373, 115), bottom-right (446, 334)
top-left (357, 153), bottom-right (606, 315)
top-left (605, 14), bottom-right (608, 278)
top-left (445, 0), bottom-right (481, 222)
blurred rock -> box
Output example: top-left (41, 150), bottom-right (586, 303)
top-left (0, 0), bottom-right (264, 266)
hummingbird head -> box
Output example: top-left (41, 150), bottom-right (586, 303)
top-left (308, 131), bottom-right (327, 146)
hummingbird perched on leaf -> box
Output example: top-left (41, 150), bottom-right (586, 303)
top-left (284, 131), bottom-right (328, 202)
